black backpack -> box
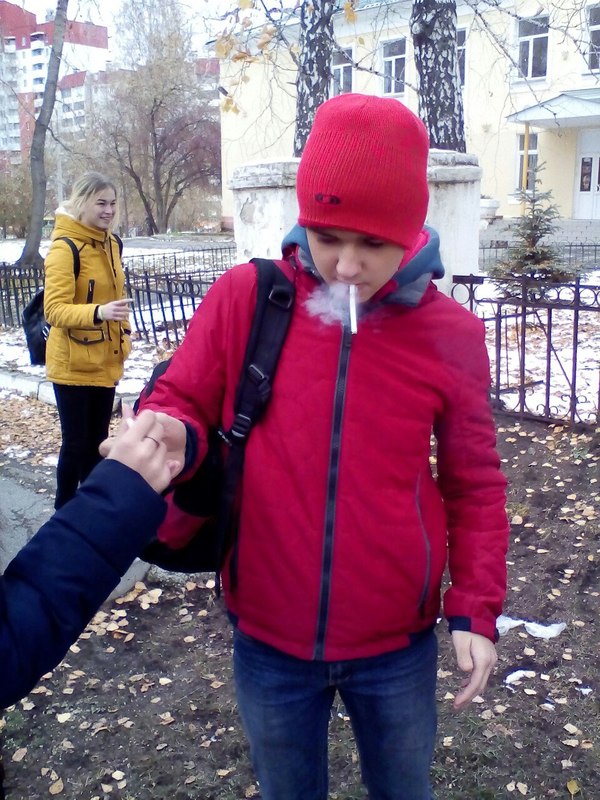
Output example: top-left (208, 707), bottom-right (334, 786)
top-left (137, 258), bottom-right (295, 584)
top-left (22, 234), bottom-right (123, 366)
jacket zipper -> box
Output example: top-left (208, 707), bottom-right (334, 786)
top-left (313, 324), bottom-right (353, 660)
top-left (414, 471), bottom-right (432, 616)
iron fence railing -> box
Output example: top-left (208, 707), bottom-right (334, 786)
top-left (479, 241), bottom-right (600, 271)
top-left (1, 248), bottom-right (598, 427)
top-left (0, 264), bottom-right (44, 328)
top-left (0, 246), bottom-right (237, 345)
top-left (451, 274), bottom-right (600, 427)
top-left (123, 246), bottom-right (237, 277)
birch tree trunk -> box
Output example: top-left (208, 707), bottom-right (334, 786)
top-left (293, 0), bottom-right (336, 157)
top-left (19, 0), bottom-right (69, 267)
top-left (410, 0), bottom-right (466, 152)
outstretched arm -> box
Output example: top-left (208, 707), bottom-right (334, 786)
top-left (0, 411), bottom-right (179, 708)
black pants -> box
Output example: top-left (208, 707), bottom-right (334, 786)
top-left (52, 383), bottom-right (116, 509)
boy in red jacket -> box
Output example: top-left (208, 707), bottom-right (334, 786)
top-left (136, 93), bottom-right (509, 800)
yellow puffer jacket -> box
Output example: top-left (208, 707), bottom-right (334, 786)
top-left (44, 213), bottom-right (132, 387)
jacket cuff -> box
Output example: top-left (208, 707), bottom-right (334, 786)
top-left (183, 422), bottom-right (199, 474)
top-left (448, 615), bottom-right (500, 643)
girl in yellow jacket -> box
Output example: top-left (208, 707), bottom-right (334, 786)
top-left (44, 172), bottom-right (132, 509)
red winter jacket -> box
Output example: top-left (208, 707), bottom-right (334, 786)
top-left (140, 227), bottom-right (509, 661)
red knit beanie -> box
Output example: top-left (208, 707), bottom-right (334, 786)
top-left (296, 93), bottom-right (430, 250)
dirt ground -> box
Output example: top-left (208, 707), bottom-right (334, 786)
top-left (0, 397), bottom-right (598, 800)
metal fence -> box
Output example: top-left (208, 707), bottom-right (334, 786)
top-left (0, 264), bottom-right (44, 328)
top-left (479, 241), bottom-right (600, 272)
top-left (0, 246), bottom-right (237, 347)
top-left (451, 275), bottom-right (600, 427)
top-left (1, 247), bottom-right (598, 427)
top-left (122, 246), bottom-right (236, 347)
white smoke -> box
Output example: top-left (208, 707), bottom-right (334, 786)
top-left (305, 283), bottom-right (351, 326)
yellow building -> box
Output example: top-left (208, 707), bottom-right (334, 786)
top-left (217, 0), bottom-right (600, 227)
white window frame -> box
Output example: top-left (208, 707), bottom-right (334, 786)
top-left (382, 38), bottom-right (406, 96)
top-left (457, 28), bottom-right (466, 87)
top-left (516, 132), bottom-right (538, 192)
top-left (588, 5), bottom-right (600, 70)
top-left (518, 15), bottom-right (549, 79)
top-left (331, 47), bottom-right (353, 96)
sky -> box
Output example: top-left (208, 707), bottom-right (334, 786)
top-left (19, 0), bottom-right (225, 57)
top-left (21, 0), bottom-right (121, 30)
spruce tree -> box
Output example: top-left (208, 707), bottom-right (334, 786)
top-left (491, 163), bottom-right (574, 285)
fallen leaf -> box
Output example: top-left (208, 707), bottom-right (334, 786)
top-left (564, 723), bottom-right (581, 735)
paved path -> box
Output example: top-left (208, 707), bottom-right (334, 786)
top-left (0, 364), bottom-right (150, 595)
top-left (0, 458), bottom-right (53, 572)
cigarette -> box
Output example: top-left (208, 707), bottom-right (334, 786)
top-left (349, 284), bottom-right (358, 334)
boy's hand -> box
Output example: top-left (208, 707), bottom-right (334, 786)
top-left (451, 630), bottom-right (497, 710)
top-left (100, 408), bottom-right (181, 493)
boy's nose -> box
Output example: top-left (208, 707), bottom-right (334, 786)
top-left (336, 248), bottom-right (361, 279)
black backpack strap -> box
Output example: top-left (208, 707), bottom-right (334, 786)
top-left (113, 233), bottom-right (123, 257)
top-left (217, 258), bottom-right (295, 587)
top-left (55, 236), bottom-right (82, 279)
top-left (224, 258), bottom-right (295, 443)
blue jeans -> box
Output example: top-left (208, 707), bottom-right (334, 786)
top-left (233, 629), bottom-right (437, 800)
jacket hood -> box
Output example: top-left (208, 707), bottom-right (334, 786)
top-left (281, 223), bottom-right (445, 308)
top-left (51, 212), bottom-right (109, 246)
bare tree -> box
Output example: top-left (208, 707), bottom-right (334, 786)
top-left (411, 0), bottom-right (465, 150)
top-left (215, 0), bottom-right (466, 153)
top-left (90, 0), bottom-right (220, 233)
top-left (292, 1), bottom-right (336, 155)
top-left (18, 0), bottom-right (69, 267)
top-left (0, 163), bottom-right (32, 239)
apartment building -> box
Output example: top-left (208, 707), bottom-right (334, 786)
top-left (0, 0), bottom-right (108, 161)
top-left (217, 0), bottom-right (600, 223)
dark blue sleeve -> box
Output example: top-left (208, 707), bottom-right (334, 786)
top-left (0, 459), bottom-right (166, 708)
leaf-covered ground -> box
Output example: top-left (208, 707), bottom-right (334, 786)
top-left (0, 396), bottom-right (598, 800)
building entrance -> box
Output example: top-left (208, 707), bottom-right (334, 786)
top-left (574, 130), bottom-right (600, 219)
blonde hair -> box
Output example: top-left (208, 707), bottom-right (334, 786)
top-left (64, 172), bottom-right (119, 228)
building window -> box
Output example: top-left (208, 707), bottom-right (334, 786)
top-left (33, 77), bottom-right (44, 86)
top-left (517, 132), bottom-right (538, 191)
top-left (457, 28), bottom-right (466, 86)
top-left (32, 48), bottom-right (44, 56)
top-left (579, 157), bottom-right (594, 191)
top-left (382, 39), bottom-right (406, 95)
top-left (588, 6), bottom-right (600, 70)
top-left (518, 16), bottom-right (548, 78)
top-left (332, 47), bottom-right (352, 96)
